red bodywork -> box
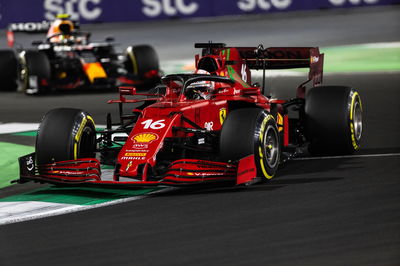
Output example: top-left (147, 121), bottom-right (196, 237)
top-left (19, 43), bottom-right (324, 187)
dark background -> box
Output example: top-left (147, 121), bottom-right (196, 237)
top-left (0, 6), bottom-right (399, 266)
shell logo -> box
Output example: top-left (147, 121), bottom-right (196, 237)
top-left (132, 133), bottom-right (158, 143)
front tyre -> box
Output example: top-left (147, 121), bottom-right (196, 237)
top-left (36, 108), bottom-right (96, 165)
top-left (220, 108), bottom-right (280, 180)
top-left (305, 86), bottom-right (363, 155)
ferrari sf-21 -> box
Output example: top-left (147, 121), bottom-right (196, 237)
top-left (18, 43), bottom-right (363, 187)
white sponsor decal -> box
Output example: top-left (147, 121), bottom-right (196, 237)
top-left (237, 0), bottom-right (292, 12)
top-left (141, 119), bottom-right (166, 130)
top-left (26, 156), bottom-right (34, 171)
top-left (121, 156), bottom-right (146, 160)
top-left (142, 0), bottom-right (199, 17)
top-left (329, 0), bottom-right (379, 5)
top-left (125, 149), bottom-right (149, 153)
top-left (132, 143), bottom-right (149, 149)
top-left (194, 172), bottom-right (224, 176)
top-left (44, 0), bottom-right (102, 21)
top-left (8, 21), bottom-right (50, 32)
top-left (241, 63), bottom-right (247, 82)
top-left (204, 121), bottom-right (213, 131)
top-left (311, 56), bottom-right (319, 63)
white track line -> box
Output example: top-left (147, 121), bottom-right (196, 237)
top-left (0, 123), bottom-right (39, 134)
top-left (0, 188), bottom-right (174, 226)
top-left (293, 153), bottom-right (400, 161)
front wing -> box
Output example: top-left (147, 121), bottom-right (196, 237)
top-left (17, 153), bottom-right (258, 187)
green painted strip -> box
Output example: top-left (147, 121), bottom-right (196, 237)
top-left (101, 165), bottom-right (115, 169)
top-left (0, 142), bottom-right (34, 189)
top-left (287, 43), bottom-right (400, 73)
top-left (13, 128), bottom-right (106, 137)
top-left (0, 186), bottom-right (161, 205)
top-left (13, 131), bottom-right (37, 137)
top-left (227, 66), bottom-right (250, 88)
top-left (322, 44), bottom-right (400, 72)
top-left (0, 141), bottom-right (159, 205)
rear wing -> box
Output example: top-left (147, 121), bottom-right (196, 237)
top-left (6, 20), bottom-right (80, 48)
top-left (236, 46), bottom-right (324, 86)
top-left (6, 21), bottom-right (50, 48)
top-left (7, 21), bottom-right (50, 33)
top-left (195, 43), bottom-right (324, 86)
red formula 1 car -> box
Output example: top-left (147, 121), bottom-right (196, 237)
top-left (17, 43), bottom-right (363, 187)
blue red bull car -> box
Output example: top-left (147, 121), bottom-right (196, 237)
top-left (0, 15), bottom-right (160, 95)
top-left (17, 43), bottom-right (363, 187)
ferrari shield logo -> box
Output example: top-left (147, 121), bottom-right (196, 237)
top-left (219, 108), bottom-right (227, 125)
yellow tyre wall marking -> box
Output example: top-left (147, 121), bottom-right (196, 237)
top-left (258, 114), bottom-right (276, 179)
top-left (127, 47), bottom-right (138, 75)
top-left (349, 91), bottom-right (362, 150)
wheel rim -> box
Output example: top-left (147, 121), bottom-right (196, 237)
top-left (353, 100), bottom-right (362, 141)
top-left (263, 125), bottom-right (279, 168)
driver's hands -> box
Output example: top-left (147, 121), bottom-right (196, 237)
top-left (192, 89), bottom-right (210, 100)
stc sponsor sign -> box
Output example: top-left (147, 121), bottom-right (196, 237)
top-left (1, 0), bottom-right (400, 28)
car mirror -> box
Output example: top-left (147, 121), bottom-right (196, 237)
top-left (119, 86), bottom-right (136, 95)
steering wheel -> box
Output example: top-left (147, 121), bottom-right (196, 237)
top-left (185, 86), bottom-right (209, 100)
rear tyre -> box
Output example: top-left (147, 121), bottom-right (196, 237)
top-left (220, 108), bottom-right (280, 180)
top-left (0, 50), bottom-right (18, 91)
top-left (21, 50), bottom-right (51, 95)
top-left (125, 45), bottom-right (159, 79)
top-left (36, 108), bottom-right (96, 165)
top-left (305, 86), bottom-right (363, 155)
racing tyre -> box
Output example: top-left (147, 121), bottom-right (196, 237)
top-left (305, 86), bottom-right (362, 155)
top-left (0, 50), bottom-right (18, 91)
top-left (220, 108), bottom-right (280, 180)
top-left (36, 108), bottom-right (96, 165)
top-left (21, 50), bottom-right (51, 95)
top-left (125, 45), bottom-right (159, 79)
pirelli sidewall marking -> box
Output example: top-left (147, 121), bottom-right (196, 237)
top-left (256, 113), bottom-right (278, 180)
top-left (349, 91), bottom-right (362, 151)
top-left (73, 114), bottom-right (95, 159)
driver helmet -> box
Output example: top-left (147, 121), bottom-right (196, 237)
top-left (186, 69), bottom-right (215, 99)
top-left (47, 14), bottom-right (74, 43)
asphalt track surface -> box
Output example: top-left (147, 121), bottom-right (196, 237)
top-left (0, 6), bottom-right (400, 266)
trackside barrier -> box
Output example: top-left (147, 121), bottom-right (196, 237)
top-left (1, 0), bottom-right (400, 29)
